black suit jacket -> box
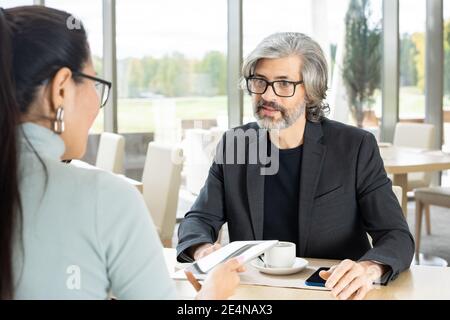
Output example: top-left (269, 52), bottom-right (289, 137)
top-left (177, 118), bottom-right (414, 282)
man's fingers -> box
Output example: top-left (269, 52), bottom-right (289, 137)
top-left (331, 267), bottom-right (363, 297)
top-left (319, 270), bottom-right (331, 280)
top-left (185, 270), bottom-right (202, 292)
top-left (325, 260), bottom-right (354, 289)
top-left (203, 245), bottom-right (217, 256)
top-left (204, 243), bottom-right (221, 256)
top-left (198, 251), bottom-right (208, 259)
top-left (195, 243), bottom-right (222, 260)
top-left (335, 277), bottom-right (364, 300)
top-left (352, 287), bottom-right (368, 300)
top-left (319, 266), bottom-right (336, 280)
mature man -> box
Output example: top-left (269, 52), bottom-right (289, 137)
top-left (177, 32), bottom-right (414, 300)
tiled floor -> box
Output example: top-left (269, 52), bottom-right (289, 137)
top-left (405, 200), bottom-right (450, 264)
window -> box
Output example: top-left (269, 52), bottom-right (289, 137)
top-left (243, 0), bottom-right (315, 123)
top-left (0, 0), bottom-right (32, 7)
top-left (399, 0), bottom-right (426, 122)
top-left (46, 0), bottom-right (104, 133)
top-left (444, 2), bottom-right (450, 152)
top-left (243, 0), bottom-right (382, 134)
top-left (116, 0), bottom-right (228, 143)
top-left (0, 0), bottom-right (104, 133)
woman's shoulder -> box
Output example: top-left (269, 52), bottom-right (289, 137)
top-left (46, 159), bottom-right (149, 233)
top-left (48, 159), bottom-right (142, 203)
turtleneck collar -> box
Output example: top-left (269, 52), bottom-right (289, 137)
top-left (19, 122), bottom-right (65, 160)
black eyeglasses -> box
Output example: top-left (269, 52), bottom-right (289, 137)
top-left (72, 71), bottom-right (112, 108)
top-left (246, 76), bottom-right (304, 98)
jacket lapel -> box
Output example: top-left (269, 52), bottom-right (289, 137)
top-left (298, 121), bottom-right (326, 256)
top-left (246, 129), bottom-right (267, 240)
top-left (245, 121), bottom-right (327, 247)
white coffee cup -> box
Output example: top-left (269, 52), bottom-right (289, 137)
top-left (264, 241), bottom-right (296, 268)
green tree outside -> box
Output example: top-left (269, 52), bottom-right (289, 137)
top-left (343, 0), bottom-right (382, 128)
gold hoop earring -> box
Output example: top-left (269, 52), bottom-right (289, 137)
top-left (53, 107), bottom-right (65, 134)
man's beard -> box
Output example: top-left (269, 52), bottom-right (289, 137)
top-left (253, 98), bottom-right (306, 130)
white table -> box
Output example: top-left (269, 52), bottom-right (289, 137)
top-left (381, 146), bottom-right (450, 215)
top-left (164, 248), bottom-right (450, 300)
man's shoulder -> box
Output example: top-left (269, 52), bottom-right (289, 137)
top-left (320, 118), bottom-right (373, 141)
top-left (228, 119), bottom-right (371, 138)
top-left (221, 119), bottom-right (376, 145)
top-left (220, 122), bottom-right (262, 142)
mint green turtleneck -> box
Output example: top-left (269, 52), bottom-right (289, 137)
top-left (14, 123), bottom-right (176, 299)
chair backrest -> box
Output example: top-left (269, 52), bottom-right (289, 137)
top-left (183, 128), bottom-right (224, 195)
top-left (393, 123), bottom-right (435, 187)
top-left (393, 123), bottom-right (435, 149)
top-left (392, 185), bottom-right (403, 209)
top-left (95, 132), bottom-right (125, 174)
top-left (142, 142), bottom-right (183, 243)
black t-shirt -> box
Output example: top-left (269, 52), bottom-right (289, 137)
top-left (263, 141), bottom-right (303, 253)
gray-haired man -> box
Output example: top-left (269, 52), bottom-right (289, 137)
top-left (177, 32), bottom-right (414, 300)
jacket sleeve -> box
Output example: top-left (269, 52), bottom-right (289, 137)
top-left (356, 132), bottom-right (415, 282)
top-left (176, 136), bottom-right (227, 262)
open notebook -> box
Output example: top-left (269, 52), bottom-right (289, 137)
top-left (183, 240), bottom-right (278, 278)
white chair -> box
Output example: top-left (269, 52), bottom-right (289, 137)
top-left (392, 185), bottom-right (403, 207)
top-left (142, 142), bottom-right (183, 248)
top-left (393, 122), bottom-right (435, 190)
top-left (414, 187), bottom-right (450, 256)
top-left (95, 132), bottom-right (125, 174)
top-left (393, 123), bottom-right (435, 232)
top-left (183, 128), bottom-right (224, 195)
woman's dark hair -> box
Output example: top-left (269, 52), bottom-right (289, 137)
top-left (0, 5), bottom-right (89, 299)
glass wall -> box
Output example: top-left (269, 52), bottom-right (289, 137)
top-left (399, 0), bottom-right (426, 122)
top-left (243, 0), bottom-right (317, 123)
top-left (443, 1), bottom-right (450, 153)
top-left (46, 0), bottom-right (104, 133)
top-left (116, 0), bottom-right (228, 144)
top-left (243, 0), bottom-right (382, 136)
top-left (1, 0), bottom-right (446, 163)
top-left (0, 0), bottom-right (32, 7)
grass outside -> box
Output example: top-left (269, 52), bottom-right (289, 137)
top-left (91, 96), bottom-right (228, 133)
top-left (90, 87), bottom-right (449, 134)
top-left (399, 86), bottom-right (425, 119)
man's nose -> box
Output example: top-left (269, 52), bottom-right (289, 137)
top-left (261, 84), bottom-right (278, 102)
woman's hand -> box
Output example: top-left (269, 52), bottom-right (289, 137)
top-left (185, 257), bottom-right (246, 300)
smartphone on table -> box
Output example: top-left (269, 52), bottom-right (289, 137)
top-left (305, 267), bottom-right (330, 287)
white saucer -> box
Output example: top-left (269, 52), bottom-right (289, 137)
top-left (251, 257), bottom-right (309, 275)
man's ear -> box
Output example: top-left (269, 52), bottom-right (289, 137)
top-left (48, 67), bottom-right (73, 113)
top-left (304, 93), bottom-right (312, 107)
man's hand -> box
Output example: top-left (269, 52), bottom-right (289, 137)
top-left (190, 243), bottom-right (222, 261)
top-left (319, 260), bottom-right (386, 300)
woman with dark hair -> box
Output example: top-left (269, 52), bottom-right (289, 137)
top-left (0, 5), bottom-right (243, 299)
